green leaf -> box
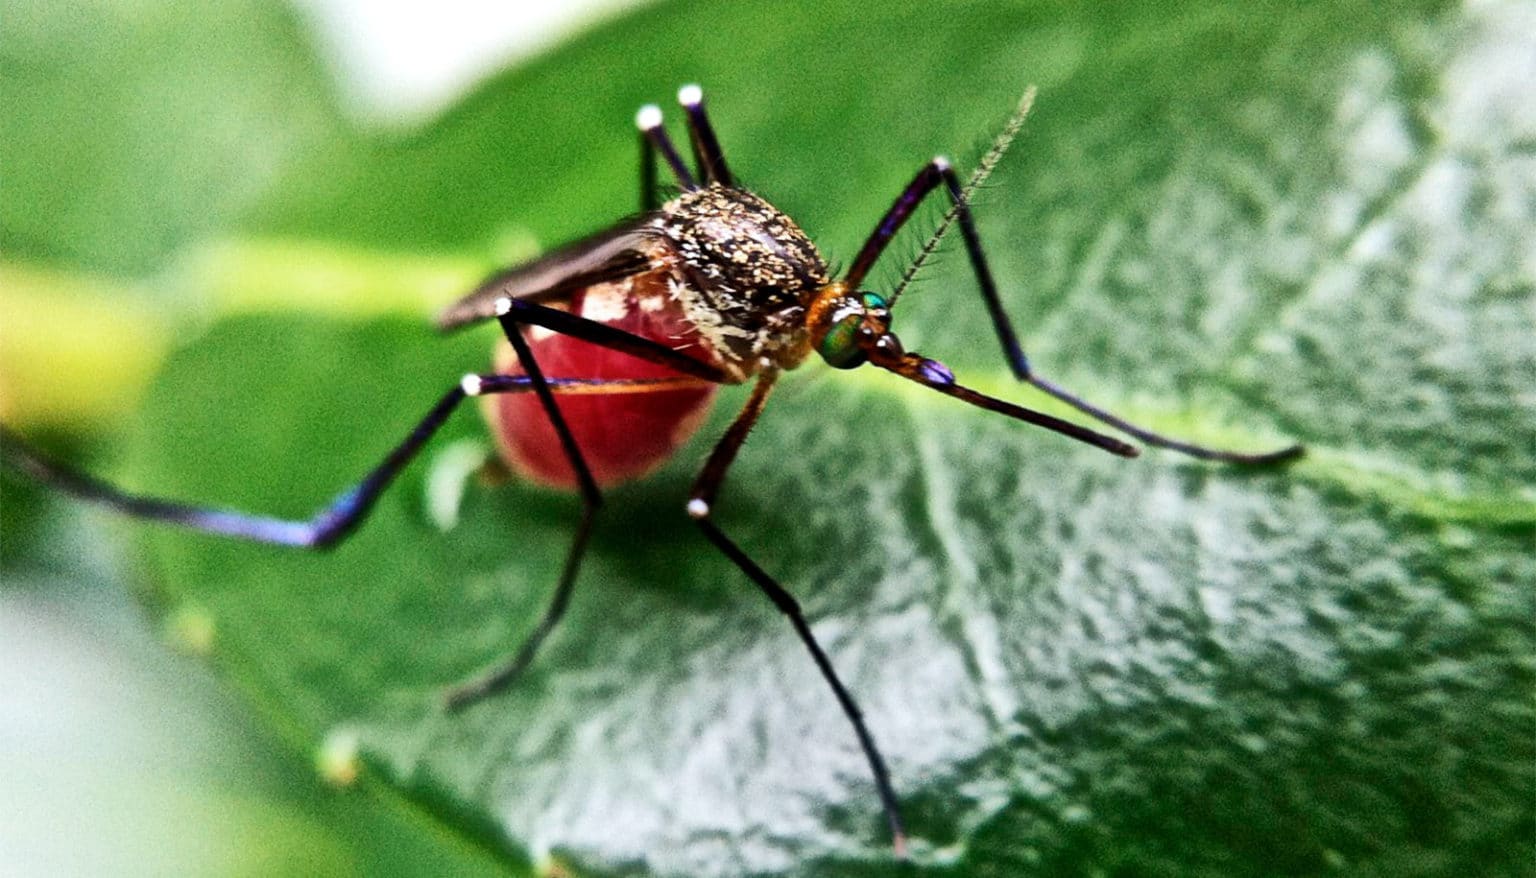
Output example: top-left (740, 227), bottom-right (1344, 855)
top-left (2, 0), bottom-right (344, 276)
top-left (8, 1), bottom-right (1534, 875)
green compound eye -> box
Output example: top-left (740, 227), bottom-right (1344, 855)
top-left (817, 291), bottom-right (890, 369)
top-left (818, 309), bottom-right (867, 369)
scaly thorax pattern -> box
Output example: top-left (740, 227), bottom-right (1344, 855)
top-left (652, 185), bottom-right (830, 376)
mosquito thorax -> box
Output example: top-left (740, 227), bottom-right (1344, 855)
top-left (652, 185), bottom-right (829, 373)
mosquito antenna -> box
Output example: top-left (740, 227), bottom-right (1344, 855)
top-left (888, 85), bottom-right (1037, 306)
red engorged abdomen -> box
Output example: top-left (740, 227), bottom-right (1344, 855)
top-left (483, 269), bottom-right (719, 490)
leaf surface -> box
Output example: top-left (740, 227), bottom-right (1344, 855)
top-left (7, 1), bottom-right (1533, 875)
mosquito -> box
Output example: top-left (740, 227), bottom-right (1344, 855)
top-left (1, 84), bottom-right (1302, 855)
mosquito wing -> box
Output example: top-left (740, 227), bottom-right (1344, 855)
top-left (436, 220), bottom-right (665, 331)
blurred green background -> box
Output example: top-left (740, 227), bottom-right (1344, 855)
top-left (2, 1), bottom-right (1532, 876)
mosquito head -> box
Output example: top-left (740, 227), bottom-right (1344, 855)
top-left (806, 282), bottom-right (906, 370)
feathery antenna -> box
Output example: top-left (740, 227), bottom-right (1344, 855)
top-left (889, 85), bottom-right (1037, 305)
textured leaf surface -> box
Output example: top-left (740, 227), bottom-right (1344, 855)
top-left (9, 1), bottom-right (1534, 875)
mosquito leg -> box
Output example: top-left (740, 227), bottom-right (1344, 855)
top-left (445, 295), bottom-right (734, 704)
top-left (0, 374), bottom-right (709, 552)
top-left (1016, 374), bottom-right (1304, 462)
top-left (477, 375), bottom-right (715, 396)
top-left (639, 121), bottom-right (659, 211)
top-left (495, 295), bottom-right (731, 384)
top-left (1, 383), bottom-right (479, 548)
top-left (685, 372), bottom-right (908, 856)
top-left (636, 102), bottom-right (696, 197)
top-left (844, 158), bottom-right (951, 290)
top-left (639, 83), bottom-right (732, 205)
top-left (441, 316), bottom-right (612, 710)
top-left (445, 304), bottom-right (729, 710)
top-left (846, 157), bottom-right (1302, 464)
top-left (676, 84), bottom-right (735, 187)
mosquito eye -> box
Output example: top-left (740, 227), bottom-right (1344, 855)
top-left (817, 309), bottom-right (868, 369)
top-left (860, 291), bottom-right (889, 314)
